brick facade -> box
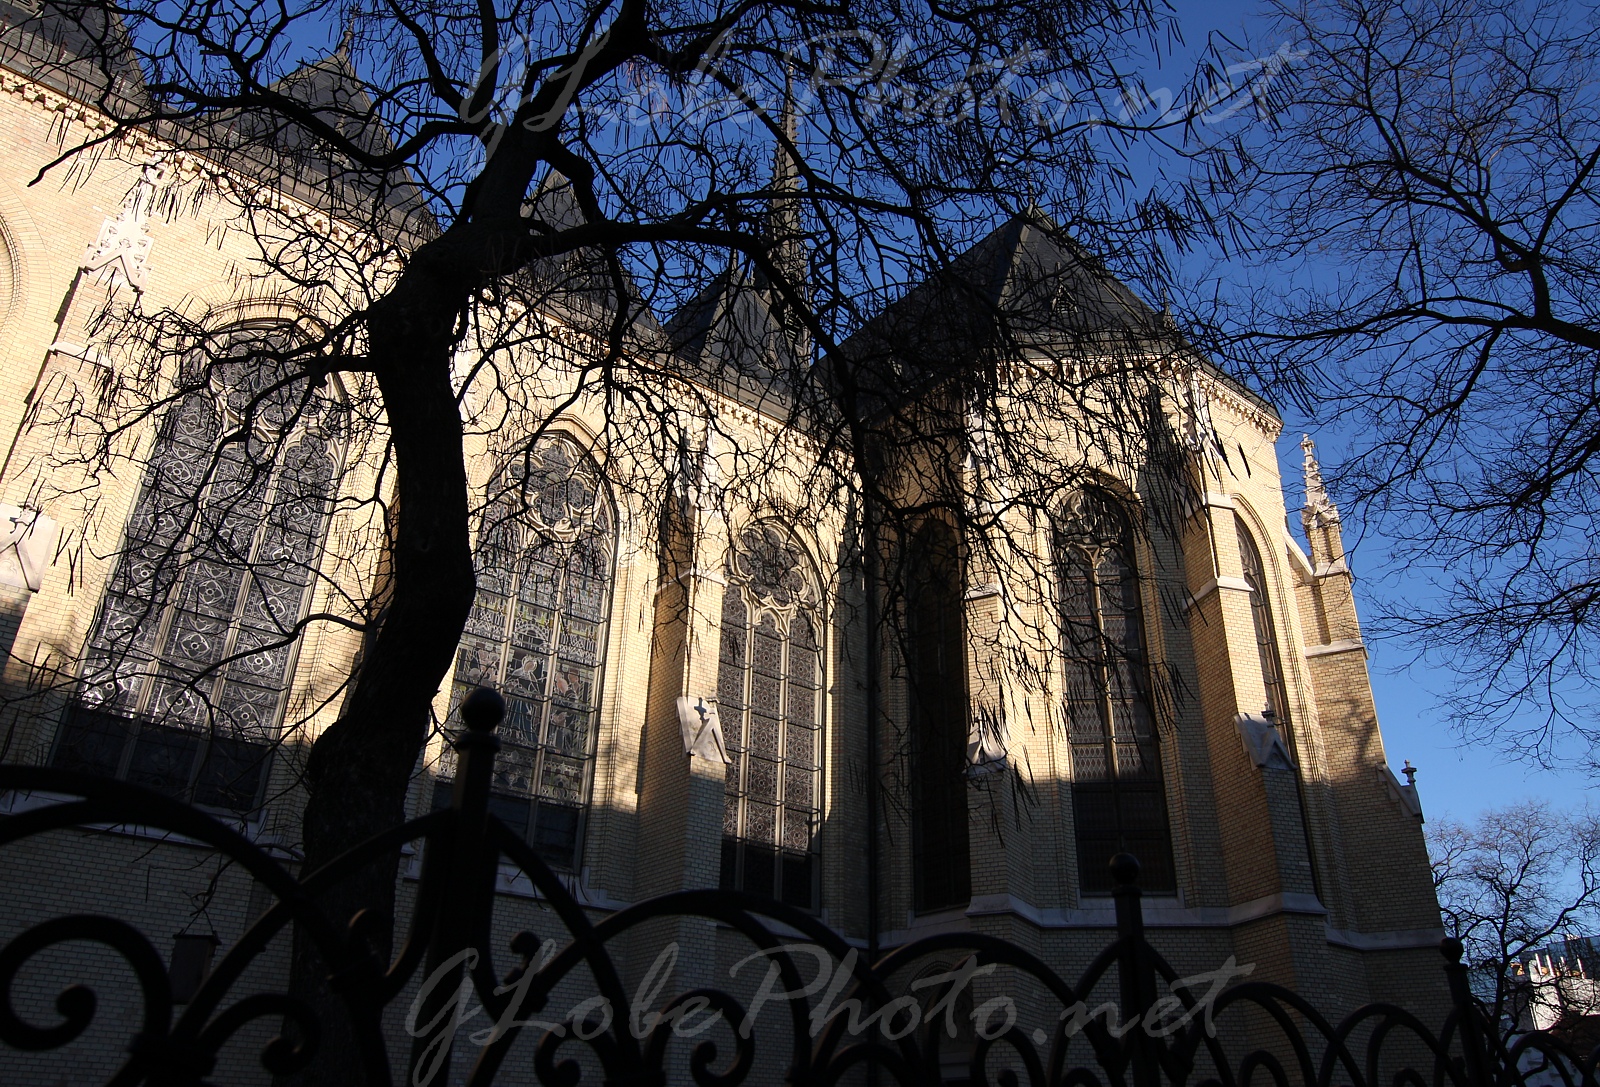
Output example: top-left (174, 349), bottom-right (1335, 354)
top-left (0, 37), bottom-right (1449, 1085)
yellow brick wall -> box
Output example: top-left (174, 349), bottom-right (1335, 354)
top-left (0, 61), bottom-right (1453, 1084)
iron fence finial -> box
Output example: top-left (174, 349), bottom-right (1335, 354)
top-left (461, 686), bottom-right (506, 733)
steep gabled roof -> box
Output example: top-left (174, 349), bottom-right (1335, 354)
top-left (208, 49), bottom-right (429, 223)
top-left (836, 210), bottom-right (1277, 421)
top-left (518, 170), bottom-right (660, 337)
top-left (0, 0), bottom-right (148, 106)
top-left (266, 52), bottom-right (402, 162)
top-left (663, 261), bottom-right (806, 417)
top-left (658, 91), bottom-right (814, 420)
top-left (661, 267), bottom-right (735, 365)
top-left (841, 211), bottom-right (1167, 381)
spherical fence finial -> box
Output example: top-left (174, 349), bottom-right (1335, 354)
top-left (1109, 853), bottom-right (1141, 887)
top-left (460, 687), bottom-right (505, 733)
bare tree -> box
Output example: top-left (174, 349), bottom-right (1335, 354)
top-left (1430, 802), bottom-right (1600, 1040)
top-left (1184, 0), bottom-right (1600, 759)
top-left (0, 0), bottom-right (1242, 1079)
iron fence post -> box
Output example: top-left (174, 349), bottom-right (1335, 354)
top-left (407, 688), bottom-right (503, 1087)
top-left (1442, 937), bottom-right (1495, 1087)
top-left (1113, 853), bottom-right (1159, 1087)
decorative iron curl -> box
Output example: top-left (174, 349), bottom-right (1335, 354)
top-left (969, 1021), bottom-right (1048, 1087)
top-left (0, 915), bottom-right (170, 1056)
top-left (192, 992), bottom-right (321, 1077)
top-left (639, 988), bottom-right (757, 1087)
top-left (7, 697), bottom-right (1599, 1087)
top-left (0, 766), bottom-right (436, 1086)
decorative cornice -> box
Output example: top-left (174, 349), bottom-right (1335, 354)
top-left (0, 66), bottom-right (115, 137)
top-left (1324, 924), bottom-right (1445, 951)
top-left (954, 889), bottom-right (1327, 932)
top-left (1192, 367), bottom-right (1283, 439)
top-left (1, 67), bottom-right (397, 282)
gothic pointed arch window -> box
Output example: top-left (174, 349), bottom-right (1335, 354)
top-left (438, 435), bottom-right (615, 871)
top-left (717, 522), bottom-right (823, 908)
top-left (906, 518), bottom-right (970, 913)
top-left (1235, 516), bottom-right (1289, 729)
top-left (1235, 514), bottom-right (1322, 895)
top-left (1056, 489), bottom-right (1175, 894)
top-left (53, 326), bottom-right (343, 812)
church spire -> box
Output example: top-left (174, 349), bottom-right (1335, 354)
top-left (761, 71), bottom-right (809, 347)
top-left (336, 4), bottom-right (358, 58)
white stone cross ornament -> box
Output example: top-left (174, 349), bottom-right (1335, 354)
top-left (82, 162), bottom-right (161, 291)
top-left (675, 695), bottom-right (732, 764)
top-left (0, 504), bottom-right (59, 592)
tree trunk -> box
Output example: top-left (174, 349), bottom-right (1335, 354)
top-left (287, 260), bottom-right (477, 1086)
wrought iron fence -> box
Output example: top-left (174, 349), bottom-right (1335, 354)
top-left (1, 688), bottom-right (1595, 1087)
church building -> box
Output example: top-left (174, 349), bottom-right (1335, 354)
top-left (0, 4), bottom-right (1449, 1083)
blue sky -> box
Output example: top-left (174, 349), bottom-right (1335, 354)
top-left (1156, 1), bottom-right (1595, 825)
top-left (291, 0), bottom-right (1586, 824)
top-left (1268, 421), bottom-right (1587, 827)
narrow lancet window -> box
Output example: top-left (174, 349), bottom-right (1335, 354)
top-left (718, 523), bottom-right (823, 908)
top-left (438, 435), bottom-right (614, 871)
top-left (906, 518), bottom-right (971, 912)
top-left (1235, 517), bottom-right (1289, 728)
top-left (1057, 490), bottom-right (1175, 894)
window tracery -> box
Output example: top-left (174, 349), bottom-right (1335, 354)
top-left (437, 435), bottom-right (614, 871)
top-left (717, 522), bottom-right (822, 908)
top-left (53, 327), bottom-right (340, 812)
top-left (1057, 489), bottom-right (1175, 894)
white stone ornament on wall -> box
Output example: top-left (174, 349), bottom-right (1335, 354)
top-left (1235, 712), bottom-right (1295, 770)
top-left (967, 703), bottom-right (1009, 770)
top-left (81, 162), bottom-right (160, 291)
top-left (693, 426), bottom-right (722, 513)
top-left (0, 504), bottom-right (59, 592)
top-left (676, 695), bottom-right (732, 763)
top-left (1186, 370), bottom-right (1223, 478)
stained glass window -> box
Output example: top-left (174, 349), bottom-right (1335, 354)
top-left (718, 523), bottom-right (822, 909)
top-left (906, 519), bottom-right (971, 913)
top-left (52, 327), bottom-right (341, 812)
top-left (1235, 518), bottom-right (1289, 728)
top-left (1057, 490), bottom-right (1175, 894)
top-left (435, 436), bottom-right (614, 872)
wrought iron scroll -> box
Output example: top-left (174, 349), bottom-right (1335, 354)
top-left (2, 688), bottom-right (1598, 1087)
